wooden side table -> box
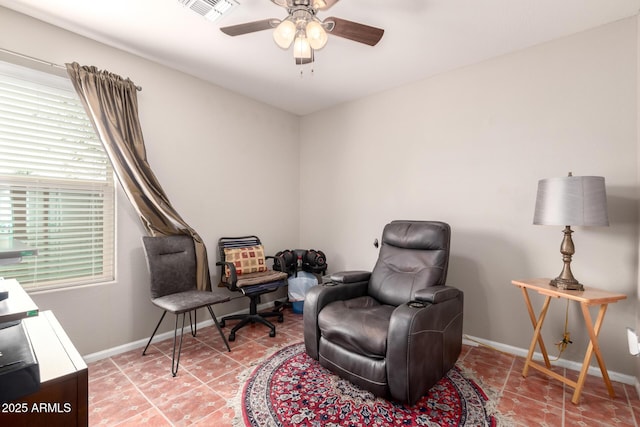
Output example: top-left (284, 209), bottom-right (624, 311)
top-left (512, 278), bottom-right (627, 404)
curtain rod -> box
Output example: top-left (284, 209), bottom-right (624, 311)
top-left (0, 47), bottom-right (142, 91)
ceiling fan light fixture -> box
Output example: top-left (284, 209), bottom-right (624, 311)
top-left (273, 19), bottom-right (296, 49)
top-left (220, 0), bottom-right (385, 68)
top-left (293, 32), bottom-right (312, 59)
top-left (305, 20), bottom-right (328, 50)
top-left (312, 0), bottom-right (327, 9)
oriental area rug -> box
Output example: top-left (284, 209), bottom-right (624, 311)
top-left (235, 343), bottom-right (506, 427)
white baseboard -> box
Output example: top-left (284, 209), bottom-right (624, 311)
top-left (463, 334), bottom-right (637, 386)
top-left (83, 299), bottom-right (286, 364)
top-left (84, 313), bottom-right (638, 387)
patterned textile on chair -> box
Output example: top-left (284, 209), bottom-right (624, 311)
top-left (217, 236), bottom-right (288, 342)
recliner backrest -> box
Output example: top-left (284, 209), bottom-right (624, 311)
top-left (368, 221), bottom-right (451, 306)
top-left (142, 235), bottom-right (197, 299)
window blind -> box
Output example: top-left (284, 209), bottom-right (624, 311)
top-left (0, 60), bottom-right (115, 291)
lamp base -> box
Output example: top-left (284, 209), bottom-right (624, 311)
top-left (550, 277), bottom-right (584, 291)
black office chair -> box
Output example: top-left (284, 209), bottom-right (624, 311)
top-left (141, 235), bottom-right (230, 376)
top-left (217, 236), bottom-right (288, 341)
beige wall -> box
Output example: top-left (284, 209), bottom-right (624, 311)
top-left (0, 7), bottom-right (301, 355)
top-left (300, 18), bottom-right (638, 376)
top-left (1, 7), bottom-right (638, 380)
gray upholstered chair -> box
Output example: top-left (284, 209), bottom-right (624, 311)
top-left (141, 235), bottom-right (230, 376)
top-left (304, 220), bottom-right (463, 404)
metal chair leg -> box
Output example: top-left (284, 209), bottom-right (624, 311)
top-left (171, 313), bottom-right (187, 377)
top-left (207, 305), bottom-right (231, 352)
top-left (142, 311), bottom-right (167, 356)
top-left (189, 310), bottom-right (197, 337)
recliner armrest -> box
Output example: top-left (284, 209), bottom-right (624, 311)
top-left (413, 285), bottom-right (459, 304)
top-left (387, 288), bottom-right (463, 403)
top-left (329, 270), bottom-right (371, 284)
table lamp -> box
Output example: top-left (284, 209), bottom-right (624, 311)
top-left (533, 172), bottom-right (609, 291)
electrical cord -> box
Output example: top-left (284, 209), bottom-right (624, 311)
top-left (552, 299), bottom-right (572, 361)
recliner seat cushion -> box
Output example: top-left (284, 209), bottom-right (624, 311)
top-left (318, 296), bottom-right (394, 358)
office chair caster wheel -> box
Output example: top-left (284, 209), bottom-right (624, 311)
top-left (278, 315), bottom-right (284, 323)
top-left (220, 319), bottom-right (226, 327)
top-left (269, 330), bottom-right (276, 338)
top-left (228, 333), bottom-right (235, 342)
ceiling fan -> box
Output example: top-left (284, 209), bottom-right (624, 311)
top-left (220, 0), bottom-right (384, 64)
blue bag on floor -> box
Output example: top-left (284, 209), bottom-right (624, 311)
top-left (288, 271), bottom-right (318, 313)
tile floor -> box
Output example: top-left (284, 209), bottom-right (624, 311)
top-left (88, 308), bottom-right (640, 426)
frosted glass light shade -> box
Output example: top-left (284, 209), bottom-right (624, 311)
top-left (293, 35), bottom-right (312, 59)
top-left (533, 175), bottom-right (609, 226)
top-left (306, 21), bottom-right (328, 50)
top-left (273, 20), bottom-right (296, 49)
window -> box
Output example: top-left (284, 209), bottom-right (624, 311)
top-left (0, 60), bottom-right (115, 291)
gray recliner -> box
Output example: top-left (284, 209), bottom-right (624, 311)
top-left (303, 220), bottom-right (463, 405)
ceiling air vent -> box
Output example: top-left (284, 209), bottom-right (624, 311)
top-left (178, 0), bottom-right (239, 22)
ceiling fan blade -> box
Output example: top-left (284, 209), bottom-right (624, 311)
top-left (324, 17), bottom-right (384, 46)
top-left (313, 0), bottom-right (340, 11)
top-left (220, 19), bottom-right (280, 37)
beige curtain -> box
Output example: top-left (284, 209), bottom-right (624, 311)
top-left (66, 62), bottom-right (212, 290)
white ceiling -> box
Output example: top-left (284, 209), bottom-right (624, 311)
top-left (1, 0), bottom-right (638, 115)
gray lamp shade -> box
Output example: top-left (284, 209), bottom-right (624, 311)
top-left (533, 175), bottom-right (609, 226)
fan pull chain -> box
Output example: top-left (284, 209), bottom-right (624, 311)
top-left (299, 64), bottom-right (315, 78)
